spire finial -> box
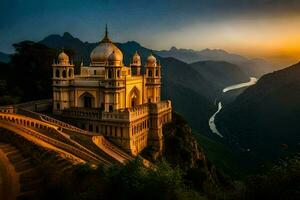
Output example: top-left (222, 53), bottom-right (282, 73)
top-left (100, 24), bottom-right (112, 43)
top-left (105, 24), bottom-right (108, 37)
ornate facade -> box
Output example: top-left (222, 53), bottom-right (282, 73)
top-left (52, 28), bottom-right (172, 155)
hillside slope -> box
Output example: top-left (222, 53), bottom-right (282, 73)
top-left (216, 61), bottom-right (300, 165)
top-left (190, 61), bottom-right (249, 90)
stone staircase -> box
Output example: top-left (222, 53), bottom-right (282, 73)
top-left (0, 143), bottom-right (39, 200)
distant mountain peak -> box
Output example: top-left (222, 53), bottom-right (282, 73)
top-left (201, 48), bottom-right (227, 53)
top-left (63, 32), bottom-right (74, 39)
top-left (170, 46), bottom-right (178, 51)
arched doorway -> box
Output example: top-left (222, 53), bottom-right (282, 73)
top-left (79, 92), bottom-right (95, 108)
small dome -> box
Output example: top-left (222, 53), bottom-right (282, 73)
top-left (132, 51), bottom-right (141, 65)
top-left (108, 51), bottom-right (123, 66)
top-left (108, 51), bottom-right (123, 61)
top-left (147, 54), bottom-right (157, 67)
top-left (58, 51), bottom-right (69, 62)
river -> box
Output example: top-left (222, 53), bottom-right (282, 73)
top-left (209, 77), bottom-right (258, 137)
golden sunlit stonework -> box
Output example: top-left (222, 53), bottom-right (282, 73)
top-left (52, 28), bottom-right (172, 156)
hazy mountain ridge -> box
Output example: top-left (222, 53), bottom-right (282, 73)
top-left (216, 61), bottom-right (300, 165)
top-left (156, 46), bottom-right (278, 77)
top-left (191, 60), bottom-right (249, 90)
top-left (158, 46), bottom-right (246, 63)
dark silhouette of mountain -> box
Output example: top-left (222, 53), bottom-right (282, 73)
top-left (40, 32), bottom-right (97, 63)
top-left (190, 61), bottom-right (249, 90)
top-left (216, 61), bottom-right (300, 166)
top-left (156, 46), bottom-right (278, 77)
top-left (0, 51), bottom-right (10, 63)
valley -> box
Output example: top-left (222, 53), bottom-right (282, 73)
top-left (209, 77), bottom-right (258, 137)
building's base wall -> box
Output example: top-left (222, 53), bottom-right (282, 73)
top-left (57, 100), bottom-right (172, 156)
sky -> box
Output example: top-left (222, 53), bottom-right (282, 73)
top-left (1, 0), bottom-right (300, 66)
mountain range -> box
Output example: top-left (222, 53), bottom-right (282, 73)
top-left (156, 46), bottom-right (279, 77)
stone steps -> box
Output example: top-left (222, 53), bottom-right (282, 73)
top-left (19, 179), bottom-right (41, 193)
top-left (14, 160), bottom-right (33, 173)
top-left (19, 169), bottom-right (39, 183)
top-left (0, 142), bottom-right (39, 199)
top-left (0, 143), bottom-right (11, 148)
top-left (1, 145), bottom-right (17, 153)
top-left (16, 191), bottom-right (37, 200)
top-left (7, 152), bottom-right (25, 164)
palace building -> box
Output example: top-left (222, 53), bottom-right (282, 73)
top-left (51, 27), bottom-right (172, 155)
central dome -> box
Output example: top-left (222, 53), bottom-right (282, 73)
top-left (90, 28), bottom-right (123, 65)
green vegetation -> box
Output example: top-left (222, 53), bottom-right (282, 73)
top-left (242, 155), bottom-right (300, 200)
top-left (37, 159), bottom-right (206, 200)
top-left (194, 132), bottom-right (245, 178)
top-left (0, 41), bottom-right (75, 105)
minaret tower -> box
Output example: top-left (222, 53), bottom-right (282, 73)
top-left (145, 54), bottom-right (161, 103)
top-left (130, 51), bottom-right (141, 76)
top-left (52, 50), bottom-right (74, 114)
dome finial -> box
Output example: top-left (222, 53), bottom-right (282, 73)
top-left (105, 24), bottom-right (108, 38)
top-left (100, 24), bottom-right (112, 43)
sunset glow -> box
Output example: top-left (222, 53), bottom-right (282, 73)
top-left (2, 0), bottom-right (300, 66)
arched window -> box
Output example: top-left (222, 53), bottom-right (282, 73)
top-left (56, 69), bottom-right (60, 78)
top-left (148, 69), bottom-right (152, 77)
top-left (62, 70), bottom-right (67, 78)
top-left (155, 69), bottom-right (159, 76)
top-left (108, 69), bottom-right (112, 79)
top-left (94, 70), bottom-right (97, 75)
top-left (117, 70), bottom-right (120, 78)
